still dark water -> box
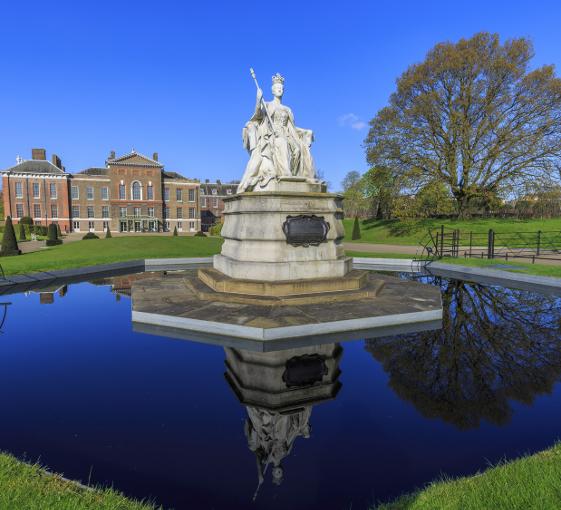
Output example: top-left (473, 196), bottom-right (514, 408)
top-left (1, 272), bottom-right (561, 509)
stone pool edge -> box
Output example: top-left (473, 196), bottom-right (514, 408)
top-left (1, 256), bottom-right (561, 295)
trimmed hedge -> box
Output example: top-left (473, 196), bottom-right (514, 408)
top-left (194, 230), bottom-right (207, 237)
top-left (82, 232), bottom-right (99, 240)
top-left (1, 217), bottom-right (21, 256)
top-left (46, 223), bottom-right (62, 246)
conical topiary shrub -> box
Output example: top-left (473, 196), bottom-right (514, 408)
top-left (105, 225), bottom-right (112, 238)
top-left (173, 226), bottom-right (178, 237)
top-left (351, 216), bottom-right (361, 240)
top-left (19, 222), bottom-right (27, 241)
top-left (1, 217), bottom-right (21, 256)
top-left (46, 223), bottom-right (62, 246)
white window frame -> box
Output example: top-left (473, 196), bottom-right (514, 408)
top-left (86, 186), bottom-right (94, 200)
top-left (32, 182), bottom-right (40, 199)
top-left (73, 221), bottom-right (80, 231)
top-left (102, 206), bottom-right (110, 218)
top-left (15, 182), bottom-right (23, 198)
top-left (16, 203), bottom-right (24, 217)
top-left (71, 185), bottom-right (79, 199)
top-left (131, 181), bottom-right (142, 201)
top-left (50, 204), bottom-right (58, 218)
top-left (50, 183), bottom-right (57, 199)
top-left (33, 204), bottom-right (41, 218)
top-left (101, 187), bottom-right (109, 200)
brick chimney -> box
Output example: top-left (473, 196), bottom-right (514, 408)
top-left (109, 150), bottom-right (116, 160)
top-left (152, 152), bottom-right (158, 162)
top-left (51, 154), bottom-right (62, 169)
top-left (32, 148), bottom-right (47, 160)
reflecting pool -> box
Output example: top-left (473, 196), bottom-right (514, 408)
top-left (1, 271), bottom-right (561, 509)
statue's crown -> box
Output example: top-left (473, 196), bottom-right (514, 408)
top-left (272, 73), bottom-right (285, 85)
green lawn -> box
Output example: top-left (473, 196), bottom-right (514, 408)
top-left (0, 236), bottom-right (223, 275)
top-left (377, 442), bottom-right (561, 510)
top-left (0, 452), bottom-right (159, 510)
top-left (344, 217), bottom-right (561, 246)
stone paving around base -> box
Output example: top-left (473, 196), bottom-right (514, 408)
top-left (131, 269), bottom-right (443, 342)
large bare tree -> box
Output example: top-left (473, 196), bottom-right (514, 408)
top-left (365, 33), bottom-right (561, 217)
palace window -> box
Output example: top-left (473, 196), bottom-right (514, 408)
top-left (73, 221), bottom-right (80, 231)
top-left (164, 188), bottom-right (170, 201)
top-left (71, 186), bottom-right (79, 199)
top-left (213, 198), bottom-right (218, 207)
top-left (87, 187), bottom-right (94, 200)
top-left (177, 207), bottom-right (183, 219)
top-left (177, 221), bottom-right (183, 230)
top-left (148, 207), bottom-right (155, 218)
top-left (16, 204), bottom-right (24, 217)
top-left (226, 189), bottom-right (232, 195)
top-left (147, 185), bottom-right (153, 200)
top-left (15, 182), bottom-right (23, 198)
top-left (50, 183), bottom-right (57, 199)
top-left (33, 183), bottom-right (40, 198)
top-left (119, 184), bottom-right (126, 200)
top-left (119, 207), bottom-right (127, 218)
top-left (189, 221), bottom-right (195, 230)
top-left (188, 189), bottom-right (195, 202)
top-left (101, 187), bottom-right (109, 200)
top-left (88, 221), bottom-right (95, 231)
top-left (87, 206), bottom-right (94, 218)
top-left (50, 204), bottom-right (58, 218)
top-left (72, 206), bottom-right (80, 217)
top-left (103, 221), bottom-right (109, 231)
top-left (164, 207), bottom-right (170, 218)
top-left (33, 204), bottom-right (41, 218)
top-left (200, 197), bottom-right (207, 207)
top-left (134, 207), bottom-right (141, 217)
top-left (176, 189), bottom-right (182, 201)
top-left (102, 206), bottom-right (109, 218)
top-left (132, 181), bottom-right (142, 200)
top-left (188, 207), bottom-right (195, 219)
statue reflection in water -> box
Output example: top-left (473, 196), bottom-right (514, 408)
top-left (224, 344), bottom-right (342, 499)
top-left (366, 277), bottom-right (561, 429)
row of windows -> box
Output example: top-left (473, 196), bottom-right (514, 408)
top-left (15, 181), bottom-right (58, 199)
top-left (15, 203), bottom-right (59, 218)
top-left (71, 206), bottom-right (111, 218)
top-left (200, 197), bottom-right (220, 208)
top-left (71, 185), bottom-right (109, 201)
top-left (15, 181), bottom-right (198, 203)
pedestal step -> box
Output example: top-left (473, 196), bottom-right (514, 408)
top-left (198, 267), bottom-right (368, 296)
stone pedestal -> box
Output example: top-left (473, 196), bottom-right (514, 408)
top-left (213, 179), bottom-right (351, 281)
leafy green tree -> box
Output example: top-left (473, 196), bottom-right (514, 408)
top-left (365, 32), bottom-right (561, 217)
top-left (351, 216), bottom-right (361, 240)
top-left (19, 222), bottom-right (27, 241)
top-left (0, 217), bottom-right (21, 256)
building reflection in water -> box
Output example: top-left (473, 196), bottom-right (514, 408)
top-left (26, 284), bottom-right (68, 305)
top-left (366, 276), bottom-right (561, 429)
top-left (224, 344), bottom-right (342, 499)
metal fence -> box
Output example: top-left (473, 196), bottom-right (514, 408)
top-left (422, 226), bottom-right (561, 263)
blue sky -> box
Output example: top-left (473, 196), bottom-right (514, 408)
top-left (1, 0), bottom-right (560, 190)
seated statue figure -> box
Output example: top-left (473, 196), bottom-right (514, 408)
top-left (238, 73), bottom-right (318, 193)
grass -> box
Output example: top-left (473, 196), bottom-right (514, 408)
top-left (0, 236), bottom-right (223, 275)
top-left (377, 442), bottom-right (561, 510)
top-left (0, 452), bottom-right (159, 509)
top-left (343, 217), bottom-right (561, 246)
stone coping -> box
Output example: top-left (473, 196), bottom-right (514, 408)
top-left (2, 256), bottom-right (561, 295)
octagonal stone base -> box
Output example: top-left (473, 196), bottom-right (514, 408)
top-left (131, 270), bottom-right (442, 350)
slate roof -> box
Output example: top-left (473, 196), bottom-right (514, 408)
top-left (2, 160), bottom-right (66, 174)
top-left (200, 181), bottom-right (239, 196)
top-left (76, 167), bottom-right (109, 176)
top-left (162, 171), bottom-right (195, 181)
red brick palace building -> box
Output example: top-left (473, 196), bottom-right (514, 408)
top-left (1, 148), bottom-right (201, 234)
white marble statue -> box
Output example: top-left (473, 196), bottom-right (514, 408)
top-left (237, 71), bottom-right (318, 193)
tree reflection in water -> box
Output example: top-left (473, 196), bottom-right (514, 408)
top-left (366, 277), bottom-right (561, 429)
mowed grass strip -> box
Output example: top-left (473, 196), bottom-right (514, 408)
top-left (0, 236), bottom-right (223, 275)
top-left (0, 452), bottom-right (160, 510)
top-left (343, 217), bottom-right (561, 246)
top-left (377, 442), bottom-right (561, 510)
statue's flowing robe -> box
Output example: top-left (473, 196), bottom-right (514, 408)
top-left (238, 100), bottom-right (316, 192)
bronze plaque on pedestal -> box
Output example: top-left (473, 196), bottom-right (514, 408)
top-left (282, 215), bottom-right (330, 247)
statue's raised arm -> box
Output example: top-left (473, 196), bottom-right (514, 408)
top-left (238, 71), bottom-right (319, 193)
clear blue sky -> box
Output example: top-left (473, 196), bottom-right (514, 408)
top-left (1, 0), bottom-right (560, 190)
